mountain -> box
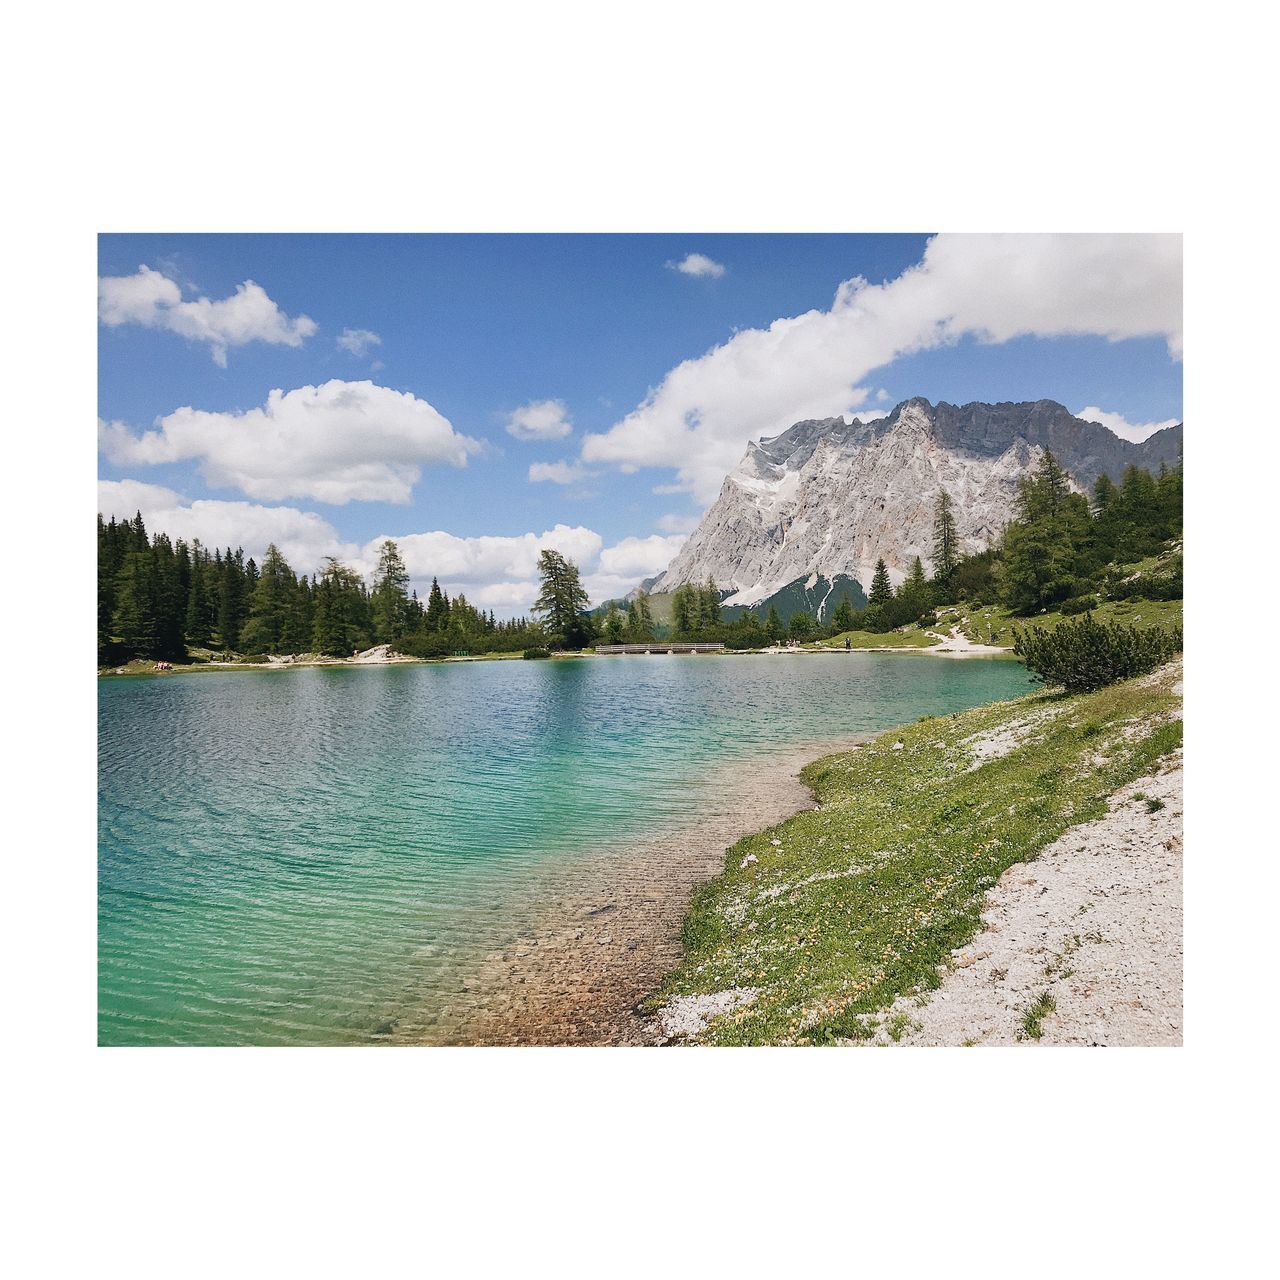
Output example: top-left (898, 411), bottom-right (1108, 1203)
top-left (650, 398), bottom-right (1183, 612)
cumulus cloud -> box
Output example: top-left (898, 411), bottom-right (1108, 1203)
top-left (1076, 406), bottom-right (1182, 444)
top-left (506, 399), bottom-right (573, 441)
top-left (528, 460), bottom-right (588, 484)
top-left (370, 524), bottom-right (603, 587)
top-left (584, 233), bottom-right (1182, 502)
top-left (99, 380), bottom-right (481, 505)
top-left (98, 265), bottom-right (317, 366)
top-left (100, 477), bottom-right (683, 615)
top-left (97, 480), bottom-right (357, 572)
top-left (657, 512), bottom-right (701, 534)
top-left (337, 327), bottom-right (382, 357)
top-left (667, 253), bottom-right (726, 279)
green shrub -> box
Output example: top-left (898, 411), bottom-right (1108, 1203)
top-left (1059, 594), bottom-right (1096, 615)
top-left (1013, 612), bottom-right (1182, 693)
top-left (522, 647), bottom-right (552, 660)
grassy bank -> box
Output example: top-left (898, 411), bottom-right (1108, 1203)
top-left (946, 598), bottom-right (1182, 647)
top-left (651, 661), bottom-right (1182, 1044)
top-left (815, 623), bottom-right (944, 650)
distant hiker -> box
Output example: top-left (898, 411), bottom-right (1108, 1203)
top-left (844, 637), bottom-right (851, 651)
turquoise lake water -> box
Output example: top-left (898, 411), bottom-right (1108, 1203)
top-left (98, 653), bottom-right (1031, 1045)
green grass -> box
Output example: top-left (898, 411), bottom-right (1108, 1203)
top-left (1019, 991), bottom-right (1058, 1041)
top-left (651, 661), bottom-right (1182, 1045)
top-left (815, 625), bottom-right (943, 650)
top-left (955, 598), bottom-right (1182, 647)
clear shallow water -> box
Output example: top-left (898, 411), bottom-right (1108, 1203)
top-left (98, 654), bottom-right (1030, 1045)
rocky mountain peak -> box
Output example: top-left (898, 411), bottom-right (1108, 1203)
top-left (650, 398), bottom-right (1182, 609)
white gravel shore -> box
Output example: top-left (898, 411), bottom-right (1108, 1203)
top-left (874, 751), bottom-right (1183, 1047)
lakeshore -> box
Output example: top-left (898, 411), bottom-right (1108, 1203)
top-left (404, 665), bottom-right (1182, 1044)
top-left (99, 650), bottom-right (1029, 1044)
top-left (434, 662), bottom-right (1183, 1046)
top-left (98, 634), bottom-right (1017, 679)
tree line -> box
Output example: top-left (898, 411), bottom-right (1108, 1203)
top-left (98, 514), bottom-right (545, 663)
top-left (99, 453), bottom-right (1181, 664)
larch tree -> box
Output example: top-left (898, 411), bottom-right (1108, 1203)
top-left (371, 539), bottom-right (412, 644)
top-left (532, 548), bottom-right (592, 649)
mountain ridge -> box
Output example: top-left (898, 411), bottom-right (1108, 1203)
top-left (650, 398), bottom-right (1182, 608)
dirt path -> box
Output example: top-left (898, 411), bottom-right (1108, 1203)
top-left (874, 753), bottom-right (1183, 1046)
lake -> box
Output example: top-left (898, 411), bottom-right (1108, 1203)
top-left (98, 653), bottom-right (1031, 1045)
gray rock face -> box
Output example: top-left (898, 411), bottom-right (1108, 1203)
top-left (652, 398), bottom-right (1182, 602)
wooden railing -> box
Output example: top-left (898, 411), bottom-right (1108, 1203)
top-left (594, 643), bottom-right (726, 654)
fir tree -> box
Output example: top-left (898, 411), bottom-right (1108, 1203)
top-left (932, 490), bottom-right (959, 581)
top-left (241, 543), bottom-right (295, 653)
top-left (113, 548), bottom-right (157, 657)
top-left (424, 577), bottom-right (450, 632)
top-left (832, 594), bottom-right (856, 633)
top-left (765, 604), bottom-right (785, 643)
top-left (869, 559), bottom-right (893, 605)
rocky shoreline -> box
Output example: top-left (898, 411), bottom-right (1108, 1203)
top-left (406, 736), bottom-right (875, 1046)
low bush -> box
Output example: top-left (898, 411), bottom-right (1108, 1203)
top-left (522, 647), bottom-right (552, 660)
top-left (1059, 594), bottom-right (1096, 615)
top-left (1013, 612), bottom-right (1182, 693)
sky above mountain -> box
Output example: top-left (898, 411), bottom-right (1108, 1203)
top-left (98, 233), bottom-right (1182, 613)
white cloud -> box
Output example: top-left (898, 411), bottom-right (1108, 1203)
top-left (99, 380), bottom-right (481, 505)
top-left (506, 398), bottom-right (573, 441)
top-left (528, 460), bottom-right (587, 484)
top-left (98, 265), bottom-right (317, 366)
top-left (584, 233), bottom-right (1182, 502)
top-left (100, 478), bottom-right (681, 616)
top-left (337, 327), bottom-right (382, 357)
top-left (1076, 406), bottom-right (1181, 444)
top-left (597, 534), bottom-right (687, 579)
top-left (581, 534), bottom-right (687, 606)
top-left (98, 480), bottom-right (356, 572)
top-left (657, 512), bottom-right (701, 534)
top-left (875, 387), bottom-right (891, 402)
top-left (667, 253), bottom-right (727, 279)
top-left (377, 524), bottom-right (603, 585)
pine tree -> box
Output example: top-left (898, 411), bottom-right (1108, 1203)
top-left (371, 539), bottom-right (412, 644)
top-left (702, 579), bottom-right (722, 631)
top-left (424, 577), bottom-right (450, 632)
top-left (184, 542), bottom-right (213, 646)
top-left (604, 602), bottom-right (625, 644)
top-left (789, 611), bottom-right (815, 640)
top-left (532, 549), bottom-right (592, 649)
top-left (832, 594), bottom-right (856, 633)
top-left (671, 584), bottom-right (694, 638)
top-left (151, 534), bottom-right (186, 660)
top-left (932, 490), bottom-right (959, 581)
top-left (765, 604), bottom-right (785, 642)
top-left (311, 558), bottom-right (370, 655)
top-left (869, 559), bottom-right (893, 605)
top-left (113, 548), bottom-right (157, 657)
top-left (626, 593), bottom-right (655, 642)
top-left (241, 543), bottom-right (295, 653)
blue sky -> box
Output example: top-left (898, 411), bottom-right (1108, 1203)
top-left (98, 233), bottom-right (1182, 612)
